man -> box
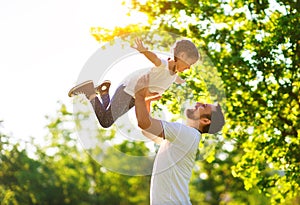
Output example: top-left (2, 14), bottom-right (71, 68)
top-left (134, 74), bottom-right (225, 205)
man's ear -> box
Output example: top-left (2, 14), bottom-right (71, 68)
top-left (200, 118), bottom-right (211, 126)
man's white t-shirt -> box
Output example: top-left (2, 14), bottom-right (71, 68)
top-left (123, 59), bottom-right (178, 97)
top-left (150, 121), bottom-right (201, 205)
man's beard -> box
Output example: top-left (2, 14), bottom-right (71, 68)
top-left (185, 108), bottom-right (200, 120)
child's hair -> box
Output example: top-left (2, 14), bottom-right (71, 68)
top-left (172, 39), bottom-right (200, 61)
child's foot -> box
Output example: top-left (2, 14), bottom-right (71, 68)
top-left (68, 80), bottom-right (96, 100)
top-left (95, 80), bottom-right (111, 96)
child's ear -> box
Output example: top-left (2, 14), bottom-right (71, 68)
top-left (179, 51), bottom-right (187, 58)
top-left (175, 52), bottom-right (185, 61)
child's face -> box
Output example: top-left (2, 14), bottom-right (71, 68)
top-left (175, 53), bottom-right (198, 72)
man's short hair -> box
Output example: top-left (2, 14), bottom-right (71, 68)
top-left (207, 103), bottom-right (225, 134)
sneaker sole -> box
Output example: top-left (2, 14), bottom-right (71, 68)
top-left (68, 80), bottom-right (94, 97)
top-left (95, 80), bottom-right (111, 95)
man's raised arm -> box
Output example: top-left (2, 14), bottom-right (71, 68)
top-left (134, 74), bottom-right (165, 138)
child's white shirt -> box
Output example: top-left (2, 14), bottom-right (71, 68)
top-left (123, 59), bottom-right (179, 97)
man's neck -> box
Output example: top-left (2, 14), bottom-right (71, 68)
top-left (186, 119), bottom-right (201, 133)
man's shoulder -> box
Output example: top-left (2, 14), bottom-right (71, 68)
top-left (162, 121), bottom-right (199, 136)
top-left (162, 120), bottom-right (191, 128)
top-left (161, 120), bottom-right (201, 149)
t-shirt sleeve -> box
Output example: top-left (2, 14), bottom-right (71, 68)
top-left (154, 58), bottom-right (168, 70)
top-left (161, 121), bottom-right (200, 148)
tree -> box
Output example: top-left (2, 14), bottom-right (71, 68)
top-left (91, 0), bottom-right (300, 204)
top-left (0, 103), bottom-right (151, 204)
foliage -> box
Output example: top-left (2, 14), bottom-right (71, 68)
top-left (1, 0), bottom-right (299, 204)
top-left (91, 0), bottom-right (300, 204)
top-left (0, 104), bottom-right (150, 204)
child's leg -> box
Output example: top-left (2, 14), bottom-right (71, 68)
top-left (100, 94), bottom-right (110, 109)
top-left (110, 85), bottom-right (135, 121)
top-left (90, 96), bottom-right (107, 125)
top-left (96, 85), bottom-right (135, 128)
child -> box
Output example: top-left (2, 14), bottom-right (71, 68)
top-left (68, 38), bottom-right (200, 128)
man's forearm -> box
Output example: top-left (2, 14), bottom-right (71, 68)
top-left (134, 74), bottom-right (164, 138)
top-left (135, 95), bottom-right (164, 138)
top-left (135, 95), bottom-right (151, 130)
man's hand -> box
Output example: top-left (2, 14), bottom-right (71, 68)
top-left (134, 74), bottom-right (159, 99)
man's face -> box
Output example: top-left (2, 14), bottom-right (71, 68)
top-left (186, 102), bottom-right (215, 121)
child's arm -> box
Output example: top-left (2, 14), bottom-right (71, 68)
top-left (132, 38), bottom-right (162, 67)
